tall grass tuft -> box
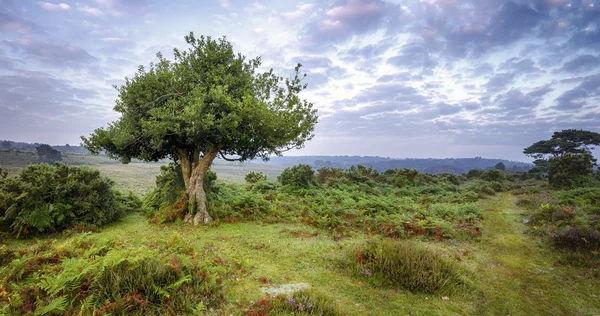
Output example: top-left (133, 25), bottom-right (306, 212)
top-left (344, 239), bottom-right (471, 293)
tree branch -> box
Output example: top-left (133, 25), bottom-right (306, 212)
top-left (219, 151), bottom-right (243, 162)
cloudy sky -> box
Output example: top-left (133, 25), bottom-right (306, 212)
top-left (0, 0), bottom-right (599, 161)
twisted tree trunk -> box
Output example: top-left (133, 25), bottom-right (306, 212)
top-left (180, 147), bottom-right (218, 225)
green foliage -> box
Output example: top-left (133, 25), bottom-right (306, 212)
top-left (198, 165), bottom-right (483, 240)
top-left (344, 239), bottom-right (470, 293)
top-left (0, 233), bottom-right (224, 315)
top-left (81, 33), bottom-right (317, 164)
top-left (494, 162), bottom-right (506, 170)
top-left (0, 163), bottom-right (139, 237)
top-left (466, 169), bottom-right (483, 179)
top-left (481, 169), bottom-right (505, 182)
top-left (278, 164), bottom-right (316, 187)
top-left (548, 153), bottom-right (597, 188)
top-left (524, 129), bottom-right (600, 159)
top-left (245, 171), bottom-right (267, 183)
top-left (524, 129), bottom-right (600, 187)
top-left (81, 32), bottom-right (317, 220)
top-left (521, 186), bottom-right (600, 256)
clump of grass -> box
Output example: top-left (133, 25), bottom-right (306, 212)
top-left (246, 290), bottom-right (340, 316)
top-left (94, 257), bottom-right (222, 314)
top-left (343, 239), bottom-right (471, 293)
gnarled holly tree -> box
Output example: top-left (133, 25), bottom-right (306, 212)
top-left (81, 33), bottom-right (318, 225)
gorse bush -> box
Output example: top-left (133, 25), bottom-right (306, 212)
top-left (0, 164), bottom-right (139, 237)
top-left (245, 171), bottom-right (267, 183)
top-left (344, 239), bottom-right (470, 293)
top-left (278, 164), bottom-right (316, 187)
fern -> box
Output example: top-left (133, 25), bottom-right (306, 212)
top-left (166, 275), bottom-right (191, 291)
top-left (34, 296), bottom-right (67, 316)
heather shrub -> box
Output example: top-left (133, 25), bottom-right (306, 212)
top-left (344, 239), bottom-right (470, 293)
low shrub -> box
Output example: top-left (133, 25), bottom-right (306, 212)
top-left (0, 163), bottom-right (139, 237)
top-left (246, 290), bottom-right (340, 316)
top-left (245, 171), bottom-right (268, 183)
top-left (344, 239), bottom-right (470, 293)
top-left (278, 164), bottom-right (316, 187)
top-left (552, 227), bottom-right (600, 252)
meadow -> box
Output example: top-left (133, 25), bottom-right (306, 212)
top-left (0, 149), bottom-right (599, 315)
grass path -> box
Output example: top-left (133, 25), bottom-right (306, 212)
top-left (472, 193), bottom-right (600, 315)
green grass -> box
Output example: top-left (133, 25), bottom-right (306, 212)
top-left (2, 192), bottom-right (598, 315)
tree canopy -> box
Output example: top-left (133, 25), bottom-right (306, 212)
top-left (82, 32), bottom-right (318, 224)
top-left (523, 129), bottom-right (600, 188)
top-left (523, 129), bottom-right (600, 159)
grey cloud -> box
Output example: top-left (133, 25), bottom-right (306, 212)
top-left (0, 70), bottom-right (111, 142)
top-left (562, 55), bottom-right (600, 73)
top-left (353, 82), bottom-right (419, 104)
top-left (4, 39), bottom-right (98, 69)
top-left (387, 43), bottom-right (437, 70)
top-left (469, 63), bottom-right (494, 77)
top-left (527, 85), bottom-right (554, 99)
top-left (291, 56), bottom-right (332, 69)
top-left (376, 72), bottom-right (419, 83)
top-left (485, 73), bottom-right (516, 93)
top-left (299, 0), bottom-right (392, 51)
top-left (493, 89), bottom-right (538, 119)
top-left (500, 58), bottom-right (543, 75)
top-left (555, 74), bottom-right (600, 110)
top-left (326, 66), bottom-right (347, 78)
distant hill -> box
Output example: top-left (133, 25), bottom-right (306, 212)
top-left (0, 140), bottom-right (88, 153)
top-left (1, 140), bottom-right (533, 174)
top-left (252, 156), bottom-right (533, 174)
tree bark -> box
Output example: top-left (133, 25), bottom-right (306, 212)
top-left (181, 147), bottom-right (218, 225)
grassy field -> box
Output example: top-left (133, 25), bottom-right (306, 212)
top-left (1, 193), bottom-right (598, 315)
top-left (0, 150), bottom-right (285, 195)
top-left (2, 149), bottom-right (599, 315)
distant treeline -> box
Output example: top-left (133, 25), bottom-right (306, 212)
top-left (1, 140), bottom-right (533, 174)
top-left (0, 140), bottom-right (88, 153)
top-left (255, 156), bottom-right (534, 174)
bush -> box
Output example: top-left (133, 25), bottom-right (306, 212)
top-left (278, 164), bottom-right (316, 187)
top-left (344, 239), bottom-right (470, 293)
top-left (552, 227), bottom-right (600, 252)
top-left (481, 169), bottom-right (505, 182)
top-left (548, 153), bottom-right (597, 189)
top-left (245, 171), bottom-right (267, 183)
top-left (0, 164), bottom-right (138, 237)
